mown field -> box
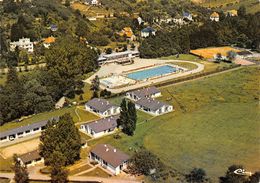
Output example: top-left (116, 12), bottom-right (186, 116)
top-left (89, 66), bottom-right (260, 181)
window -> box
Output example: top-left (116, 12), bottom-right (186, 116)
top-left (0, 137), bottom-right (7, 141)
top-left (25, 130), bottom-right (30, 133)
top-left (33, 127), bottom-right (39, 131)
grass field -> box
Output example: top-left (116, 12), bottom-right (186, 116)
top-left (88, 66), bottom-right (260, 181)
top-left (80, 167), bottom-right (111, 178)
top-left (192, 0), bottom-right (260, 14)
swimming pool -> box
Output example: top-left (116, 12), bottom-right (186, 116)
top-left (127, 65), bottom-right (178, 80)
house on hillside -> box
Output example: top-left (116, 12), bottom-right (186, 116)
top-left (135, 97), bottom-right (173, 116)
top-left (137, 16), bottom-right (144, 25)
top-left (55, 96), bottom-right (66, 109)
top-left (10, 38), bottom-right (34, 52)
top-left (118, 27), bottom-right (136, 41)
top-left (85, 0), bottom-right (101, 6)
top-left (89, 144), bottom-right (129, 175)
top-left (18, 150), bottom-right (44, 167)
top-left (237, 50), bottom-right (253, 59)
top-left (80, 115), bottom-right (119, 138)
top-left (85, 98), bottom-right (120, 117)
top-left (210, 12), bottom-right (220, 22)
top-left (173, 14), bottom-right (185, 25)
top-left (226, 10), bottom-right (238, 17)
top-left (183, 12), bottom-right (193, 21)
top-left (126, 86), bottom-right (161, 101)
top-left (43, 36), bottom-right (56, 48)
top-left (141, 27), bottom-right (156, 38)
top-left (50, 24), bottom-right (58, 32)
top-left (0, 117), bottom-right (59, 143)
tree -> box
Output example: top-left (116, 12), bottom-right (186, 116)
top-left (226, 51), bottom-right (237, 62)
top-left (219, 165), bottom-right (247, 183)
top-left (247, 171), bottom-right (260, 183)
top-left (215, 53), bottom-right (222, 62)
top-left (106, 48), bottom-right (113, 54)
top-left (13, 154), bottom-right (29, 183)
top-left (44, 36), bottom-right (98, 100)
top-left (238, 6), bottom-right (246, 17)
top-left (127, 101), bottom-right (137, 135)
top-left (65, 0), bottom-right (70, 8)
top-left (117, 99), bottom-right (137, 136)
top-left (39, 113), bottom-right (81, 166)
top-left (90, 75), bottom-right (100, 91)
top-left (100, 89), bottom-right (111, 97)
top-left (91, 90), bottom-right (99, 99)
top-left (49, 151), bottom-right (68, 183)
top-left (186, 168), bottom-right (207, 183)
top-left (129, 149), bottom-right (164, 176)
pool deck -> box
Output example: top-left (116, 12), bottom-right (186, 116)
top-left (85, 58), bottom-right (204, 93)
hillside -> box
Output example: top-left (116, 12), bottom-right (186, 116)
top-left (192, 0), bottom-right (260, 13)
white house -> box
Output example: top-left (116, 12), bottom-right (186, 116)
top-left (0, 117), bottom-right (59, 143)
top-left (80, 115), bottom-right (119, 138)
top-left (141, 27), bottom-right (156, 38)
top-left (55, 96), bottom-right (66, 109)
top-left (85, 0), bottom-right (101, 5)
top-left (135, 97), bottom-right (173, 116)
top-left (210, 12), bottom-right (220, 22)
top-left (126, 86), bottom-right (161, 101)
top-left (85, 98), bottom-right (120, 117)
top-left (10, 38), bottom-right (34, 52)
top-left (18, 150), bottom-right (44, 167)
top-left (89, 144), bottom-right (129, 175)
top-left (183, 12), bottom-right (193, 21)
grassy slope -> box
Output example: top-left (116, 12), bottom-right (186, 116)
top-left (89, 66), bottom-right (260, 181)
top-left (193, 0), bottom-right (260, 13)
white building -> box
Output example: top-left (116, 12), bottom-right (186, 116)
top-left (89, 144), bottom-right (129, 175)
top-left (10, 38), bottom-right (34, 52)
top-left (18, 150), bottom-right (44, 167)
top-left (126, 86), bottom-right (161, 101)
top-left (210, 12), bottom-right (220, 22)
top-left (85, 0), bottom-right (101, 5)
top-left (135, 97), bottom-right (173, 116)
top-left (183, 12), bottom-right (193, 21)
top-left (80, 116), bottom-right (119, 138)
top-left (0, 117), bottom-right (59, 143)
top-left (85, 98), bottom-right (120, 117)
top-left (97, 50), bottom-right (139, 65)
top-left (141, 27), bottom-right (156, 38)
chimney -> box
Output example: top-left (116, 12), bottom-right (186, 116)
top-left (114, 149), bottom-right (116, 152)
top-left (104, 144), bottom-right (107, 147)
top-left (106, 148), bottom-right (109, 152)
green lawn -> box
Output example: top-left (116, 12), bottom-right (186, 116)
top-left (161, 54), bottom-right (200, 61)
top-left (69, 164), bottom-right (92, 175)
top-left (80, 167), bottom-right (111, 178)
top-left (88, 66), bottom-right (260, 181)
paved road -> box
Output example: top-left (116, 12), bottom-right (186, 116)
top-left (0, 172), bottom-right (141, 183)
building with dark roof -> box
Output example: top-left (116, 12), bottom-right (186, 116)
top-left (135, 97), bottom-right (173, 115)
top-left (0, 117), bottom-right (59, 143)
top-left (126, 86), bottom-right (161, 101)
top-left (89, 144), bottom-right (129, 175)
top-left (141, 27), bottom-right (156, 38)
top-left (237, 51), bottom-right (253, 58)
top-left (18, 150), bottom-right (44, 167)
top-left (80, 115), bottom-right (119, 138)
top-left (85, 98), bottom-right (120, 117)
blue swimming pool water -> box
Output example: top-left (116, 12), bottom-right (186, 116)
top-left (127, 65), bottom-right (178, 80)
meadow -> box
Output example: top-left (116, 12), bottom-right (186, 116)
top-left (89, 66), bottom-right (260, 181)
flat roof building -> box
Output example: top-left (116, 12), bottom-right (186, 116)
top-left (0, 117), bottom-right (59, 143)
